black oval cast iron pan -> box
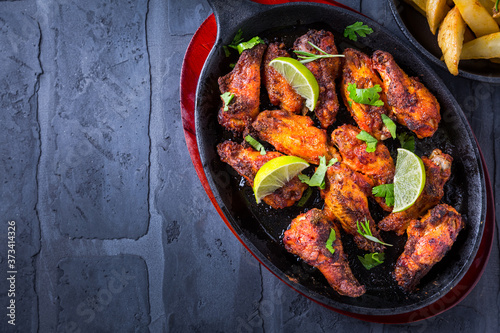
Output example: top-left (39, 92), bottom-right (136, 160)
top-left (195, 0), bottom-right (486, 316)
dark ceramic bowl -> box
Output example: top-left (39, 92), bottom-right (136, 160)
top-left (194, 0), bottom-right (486, 315)
top-left (389, 0), bottom-right (500, 83)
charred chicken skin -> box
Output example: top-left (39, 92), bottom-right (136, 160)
top-left (379, 149), bottom-right (453, 235)
top-left (394, 204), bottom-right (464, 291)
top-left (217, 140), bottom-right (307, 209)
top-left (252, 110), bottom-right (339, 165)
top-left (263, 42), bottom-right (305, 114)
top-left (218, 43), bottom-right (267, 133)
top-left (283, 208), bottom-right (366, 297)
top-left (341, 48), bottom-right (392, 140)
top-left (293, 30), bottom-right (341, 128)
top-left (372, 50), bottom-right (441, 139)
top-left (322, 162), bottom-right (386, 252)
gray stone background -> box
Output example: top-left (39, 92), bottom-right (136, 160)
top-left (0, 0), bottom-right (498, 332)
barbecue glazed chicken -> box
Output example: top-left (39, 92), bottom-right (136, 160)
top-left (341, 48), bottom-right (392, 140)
top-left (293, 30), bottom-right (341, 128)
top-left (283, 208), bottom-right (366, 297)
top-left (252, 110), bottom-right (339, 165)
top-left (217, 141), bottom-right (308, 209)
top-left (372, 50), bottom-right (441, 139)
top-left (379, 149), bottom-right (453, 235)
top-left (263, 42), bottom-right (305, 114)
top-left (394, 204), bottom-right (464, 291)
top-left (218, 43), bottom-right (267, 133)
top-left (322, 162), bottom-right (386, 252)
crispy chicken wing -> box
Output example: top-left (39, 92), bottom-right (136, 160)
top-left (252, 110), bottom-right (339, 165)
top-left (341, 48), bottom-right (392, 140)
top-left (217, 140), bottom-right (308, 209)
top-left (283, 208), bottom-right (366, 297)
top-left (263, 42), bottom-right (304, 114)
top-left (372, 50), bottom-right (440, 139)
top-left (322, 162), bottom-right (386, 252)
top-left (379, 149), bottom-right (453, 235)
top-left (293, 30), bottom-right (341, 128)
top-left (218, 43), bottom-right (267, 133)
top-left (394, 204), bottom-right (464, 291)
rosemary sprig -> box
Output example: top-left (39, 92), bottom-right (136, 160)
top-left (293, 41), bottom-right (344, 64)
top-left (356, 219), bottom-right (392, 246)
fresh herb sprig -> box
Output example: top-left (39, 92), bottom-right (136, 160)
top-left (356, 219), bottom-right (392, 246)
top-left (245, 135), bottom-right (266, 155)
top-left (344, 21), bottom-right (374, 41)
top-left (325, 228), bottom-right (336, 254)
top-left (293, 41), bottom-right (345, 64)
top-left (298, 156), bottom-right (338, 189)
top-left (220, 92), bottom-right (234, 112)
top-left (356, 130), bottom-right (378, 153)
top-left (381, 114), bottom-right (397, 139)
top-left (223, 29), bottom-right (244, 57)
top-left (398, 132), bottom-right (415, 152)
top-left (358, 252), bottom-right (385, 270)
top-left (372, 183), bottom-right (394, 207)
top-left (347, 83), bottom-right (384, 107)
top-left (223, 29), bottom-right (265, 56)
top-left (297, 187), bottom-right (313, 207)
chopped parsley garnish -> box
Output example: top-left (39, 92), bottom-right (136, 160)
top-left (293, 41), bottom-right (345, 64)
top-left (347, 83), bottom-right (384, 107)
top-left (298, 156), bottom-right (337, 189)
top-left (356, 219), bottom-right (392, 246)
top-left (325, 228), bottom-right (336, 254)
top-left (358, 252), bottom-right (385, 270)
top-left (220, 92), bottom-right (234, 112)
top-left (381, 114), bottom-right (397, 139)
top-left (297, 187), bottom-right (313, 207)
top-left (244, 135), bottom-right (266, 155)
top-left (398, 132), bottom-right (416, 152)
top-left (235, 36), bottom-right (265, 54)
top-left (344, 21), bottom-right (374, 41)
top-left (372, 183), bottom-right (394, 207)
top-left (356, 130), bottom-right (378, 153)
top-left (223, 29), bottom-right (244, 57)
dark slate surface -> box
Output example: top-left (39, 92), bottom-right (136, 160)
top-left (0, 0), bottom-right (499, 332)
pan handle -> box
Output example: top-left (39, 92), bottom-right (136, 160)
top-left (207, 0), bottom-right (267, 42)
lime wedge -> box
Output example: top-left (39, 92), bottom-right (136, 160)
top-left (392, 148), bottom-right (426, 213)
top-left (253, 155), bottom-right (310, 204)
top-left (269, 57), bottom-right (319, 111)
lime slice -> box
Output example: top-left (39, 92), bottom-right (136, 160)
top-left (392, 148), bottom-right (426, 213)
top-left (253, 155), bottom-right (310, 203)
top-left (269, 57), bottom-right (319, 111)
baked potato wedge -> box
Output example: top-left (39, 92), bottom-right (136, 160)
top-left (427, 0), bottom-right (451, 35)
top-left (453, 0), bottom-right (499, 37)
top-left (437, 6), bottom-right (466, 75)
top-left (461, 32), bottom-right (500, 59)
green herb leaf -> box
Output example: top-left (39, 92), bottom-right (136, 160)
top-left (356, 130), bottom-right (378, 153)
top-left (381, 114), bottom-right (397, 139)
top-left (398, 132), bottom-right (415, 152)
top-left (235, 36), bottom-right (265, 54)
top-left (358, 252), bottom-right (385, 270)
top-left (244, 135), bottom-right (266, 155)
top-left (325, 228), bottom-right (336, 254)
top-left (226, 29), bottom-right (244, 56)
top-left (372, 183), bottom-right (394, 207)
top-left (221, 92), bottom-right (235, 112)
top-left (344, 21), bottom-right (374, 41)
top-left (356, 219), bottom-right (392, 246)
top-left (347, 83), bottom-right (384, 107)
top-left (298, 156), bottom-right (337, 189)
top-left (293, 41), bottom-right (345, 64)
top-left (297, 187), bottom-right (313, 207)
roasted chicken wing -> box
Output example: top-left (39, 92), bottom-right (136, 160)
top-left (293, 30), bottom-right (341, 128)
top-left (379, 149), bottom-right (452, 235)
top-left (218, 43), bottom-right (267, 133)
top-left (252, 110), bottom-right (339, 165)
top-left (394, 204), bottom-right (464, 291)
top-left (322, 162), bottom-right (386, 252)
top-left (283, 208), bottom-right (366, 297)
top-left (263, 42), bottom-right (304, 114)
top-left (341, 48), bottom-right (392, 140)
top-left (372, 50), bottom-right (440, 139)
top-left (217, 140), bottom-right (308, 209)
